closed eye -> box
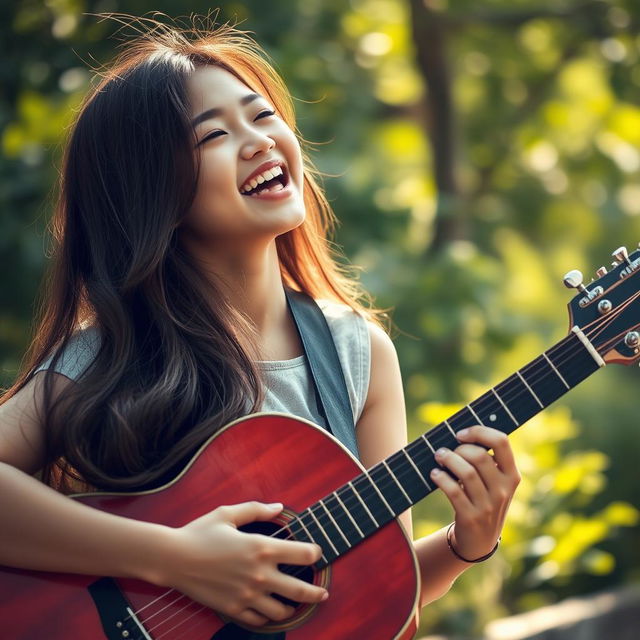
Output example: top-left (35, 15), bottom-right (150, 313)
top-left (200, 130), bottom-right (226, 144)
top-left (198, 110), bottom-right (276, 146)
top-left (256, 109), bottom-right (276, 120)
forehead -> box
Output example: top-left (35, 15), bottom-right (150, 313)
top-left (186, 65), bottom-right (257, 114)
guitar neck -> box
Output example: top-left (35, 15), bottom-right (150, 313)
top-left (289, 329), bottom-right (605, 568)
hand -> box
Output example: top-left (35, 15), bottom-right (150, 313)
top-left (156, 501), bottom-right (328, 627)
top-left (429, 426), bottom-right (521, 561)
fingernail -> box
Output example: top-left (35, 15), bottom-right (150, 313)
top-left (321, 591), bottom-right (329, 601)
top-left (457, 429), bottom-right (469, 438)
top-left (431, 468), bottom-right (441, 477)
top-left (269, 502), bottom-right (283, 509)
top-left (436, 448), bottom-right (448, 457)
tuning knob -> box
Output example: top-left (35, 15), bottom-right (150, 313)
top-left (596, 266), bottom-right (608, 278)
top-left (563, 270), bottom-right (588, 293)
top-left (612, 246), bottom-right (631, 265)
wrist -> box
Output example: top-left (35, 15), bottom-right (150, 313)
top-left (446, 523), bottom-right (500, 563)
top-left (125, 521), bottom-right (179, 586)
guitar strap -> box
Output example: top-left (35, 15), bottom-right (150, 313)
top-left (284, 288), bottom-right (360, 459)
top-left (211, 292), bottom-right (359, 640)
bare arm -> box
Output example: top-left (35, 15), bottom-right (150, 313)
top-left (356, 324), bottom-right (520, 607)
top-left (0, 372), bottom-right (327, 627)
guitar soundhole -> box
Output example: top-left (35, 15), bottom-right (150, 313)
top-left (237, 509), bottom-right (329, 631)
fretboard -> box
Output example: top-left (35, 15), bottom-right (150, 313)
top-left (288, 330), bottom-right (603, 568)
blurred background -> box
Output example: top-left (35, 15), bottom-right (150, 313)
top-left (1, 0), bottom-right (639, 637)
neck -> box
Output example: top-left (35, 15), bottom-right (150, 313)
top-left (183, 238), bottom-right (299, 359)
top-left (220, 246), bottom-right (287, 335)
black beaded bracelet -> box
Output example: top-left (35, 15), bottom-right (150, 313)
top-left (446, 523), bottom-right (500, 563)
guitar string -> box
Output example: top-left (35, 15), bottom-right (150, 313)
top-left (150, 600), bottom-right (209, 638)
top-left (145, 289), bottom-right (640, 640)
top-left (124, 299), bottom-right (637, 630)
top-left (130, 335), bottom-right (616, 635)
top-left (122, 328), bottom-right (597, 628)
top-left (167, 606), bottom-right (217, 640)
top-left (123, 328), bottom-right (598, 627)
top-left (125, 332), bottom-right (596, 630)
top-left (139, 591), bottom-right (191, 632)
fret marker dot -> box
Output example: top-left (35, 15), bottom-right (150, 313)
top-left (489, 414), bottom-right (497, 422)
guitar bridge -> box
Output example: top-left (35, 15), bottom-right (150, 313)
top-left (88, 577), bottom-right (152, 639)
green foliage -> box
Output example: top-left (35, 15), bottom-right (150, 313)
top-left (2, 0), bottom-right (640, 635)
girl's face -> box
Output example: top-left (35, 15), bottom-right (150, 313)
top-left (182, 65), bottom-right (306, 252)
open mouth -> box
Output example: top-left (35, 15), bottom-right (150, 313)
top-left (239, 164), bottom-right (289, 197)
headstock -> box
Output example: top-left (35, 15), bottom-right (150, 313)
top-left (564, 245), bottom-right (640, 366)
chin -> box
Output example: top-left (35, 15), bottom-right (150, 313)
top-left (265, 202), bottom-right (306, 235)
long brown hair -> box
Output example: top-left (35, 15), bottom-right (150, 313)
top-left (2, 16), bottom-right (380, 492)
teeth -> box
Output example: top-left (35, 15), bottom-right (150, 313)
top-left (241, 165), bottom-right (284, 193)
top-left (248, 181), bottom-right (285, 197)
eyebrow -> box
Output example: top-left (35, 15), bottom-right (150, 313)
top-left (191, 93), bottom-right (262, 127)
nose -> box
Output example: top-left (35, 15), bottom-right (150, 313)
top-left (240, 128), bottom-right (275, 159)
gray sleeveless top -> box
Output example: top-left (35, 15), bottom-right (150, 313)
top-left (35, 300), bottom-right (371, 437)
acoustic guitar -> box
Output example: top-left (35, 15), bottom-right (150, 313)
top-left (1, 246), bottom-right (639, 639)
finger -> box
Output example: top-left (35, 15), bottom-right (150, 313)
top-left (270, 571), bottom-right (329, 604)
top-left (234, 608), bottom-right (269, 627)
top-left (250, 595), bottom-right (296, 622)
top-left (456, 426), bottom-right (519, 477)
top-left (222, 501), bottom-right (284, 527)
top-left (430, 467), bottom-right (474, 514)
top-left (269, 537), bottom-right (323, 566)
top-left (434, 447), bottom-right (490, 505)
top-left (453, 444), bottom-right (502, 490)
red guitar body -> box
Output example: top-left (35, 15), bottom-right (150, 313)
top-left (0, 414), bottom-right (419, 639)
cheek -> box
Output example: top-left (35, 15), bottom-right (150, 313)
top-left (194, 161), bottom-right (237, 209)
top-left (185, 171), bottom-right (240, 234)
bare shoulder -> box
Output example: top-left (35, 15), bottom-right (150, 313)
top-left (0, 372), bottom-right (74, 474)
top-left (366, 322), bottom-right (403, 410)
top-left (357, 323), bottom-right (406, 461)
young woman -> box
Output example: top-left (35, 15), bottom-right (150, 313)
top-left (0, 18), bottom-right (520, 634)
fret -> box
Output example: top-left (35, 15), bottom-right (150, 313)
top-left (308, 502), bottom-right (351, 556)
top-left (332, 491), bottom-right (364, 539)
top-left (365, 469), bottom-right (396, 516)
top-left (466, 403), bottom-right (485, 426)
top-left (294, 514), bottom-right (329, 564)
top-left (421, 433), bottom-right (437, 454)
top-left (517, 370), bottom-right (544, 408)
top-left (307, 507), bottom-right (340, 557)
top-left (443, 419), bottom-right (458, 439)
top-left (353, 471), bottom-right (396, 526)
top-left (407, 438), bottom-right (439, 483)
top-left (347, 480), bottom-right (379, 528)
top-left (318, 499), bottom-right (351, 549)
top-left (543, 352), bottom-right (570, 389)
top-left (401, 448), bottom-right (432, 491)
top-left (300, 509), bottom-right (337, 560)
top-left (288, 517), bottom-right (313, 543)
top-left (490, 388), bottom-right (519, 427)
top-left (382, 460), bottom-right (412, 507)
top-left (521, 356), bottom-right (568, 407)
top-left (385, 452), bottom-right (429, 504)
top-left (322, 492), bottom-right (364, 543)
top-left (425, 424), bottom-right (457, 453)
top-left (493, 375), bottom-right (540, 427)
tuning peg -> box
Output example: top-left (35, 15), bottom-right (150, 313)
top-left (596, 266), bottom-right (608, 278)
top-left (563, 270), bottom-right (588, 293)
top-left (612, 246), bottom-right (631, 265)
